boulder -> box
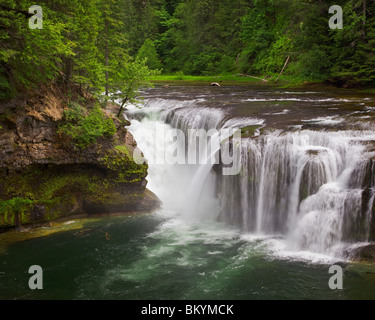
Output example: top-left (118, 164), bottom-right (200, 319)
top-left (351, 244), bottom-right (375, 263)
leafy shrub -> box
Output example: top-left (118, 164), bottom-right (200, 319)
top-left (58, 103), bottom-right (116, 149)
top-left (297, 47), bottom-right (332, 81)
top-left (215, 55), bottom-right (235, 75)
top-left (0, 197), bottom-right (33, 225)
top-left (175, 71), bottom-right (185, 80)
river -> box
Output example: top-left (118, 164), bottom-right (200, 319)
top-left (1, 84), bottom-right (375, 299)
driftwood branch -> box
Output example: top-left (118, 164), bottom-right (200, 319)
top-left (275, 55), bottom-right (290, 83)
top-left (239, 74), bottom-right (268, 82)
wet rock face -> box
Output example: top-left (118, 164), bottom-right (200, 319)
top-left (351, 244), bottom-right (375, 263)
top-left (0, 87), bottom-right (160, 228)
top-left (0, 106), bottom-right (131, 170)
top-left (29, 204), bottom-right (47, 223)
top-left (361, 186), bottom-right (375, 242)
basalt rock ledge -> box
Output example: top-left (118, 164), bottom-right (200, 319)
top-left (0, 85), bottom-right (160, 231)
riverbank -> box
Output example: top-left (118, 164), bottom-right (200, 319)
top-left (151, 74), bottom-right (375, 94)
top-left (151, 74), bottom-right (265, 85)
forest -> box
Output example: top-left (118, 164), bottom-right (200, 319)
top-left (0, 0), bottom-right (374, 103)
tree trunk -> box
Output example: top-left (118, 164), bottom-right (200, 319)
top-left (86, 85), bottom-right (90, 99)
top-left (65, 57), bottom-right (72, 89)
top-left (362, 0), bottom-right (367, 41)
top-left (105, 19), bottom-right (109, 96)
top-left (117, 97), bottom-right (128, 118)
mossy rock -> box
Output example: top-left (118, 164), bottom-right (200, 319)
top-left (99, 144), bottom-right (148, 184)
top-left (0, 163), bottom-right (159, 228)
top-left (240, 125), bottom-right (262, 138)
top-left (83, 189), bottom-right (160, 214)
top-left (352, 244), bottom-right (375, 263)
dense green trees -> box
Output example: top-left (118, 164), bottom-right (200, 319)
top-left (330, 0), bottom-right (375, 86)
top-left (0, 0), bottom-right (156, 102)
top-left (0, 1), bottom-right (73, 98)
top-left (1, 0), bottom-right (374, 92)
top-left (150, 0), bottom-right (374, 86)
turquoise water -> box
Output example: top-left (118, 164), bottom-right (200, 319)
top-left (1, 210), bottom-right (374, 300)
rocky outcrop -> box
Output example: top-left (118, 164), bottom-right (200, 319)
top-left (0, 85), bottom-right (160, 229)
top-left (351, 244), bottom-right (375, 263)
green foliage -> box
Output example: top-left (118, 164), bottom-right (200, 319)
top-left (108, 57), bottom-right (159, 114)
top-left (99, 144), bottom-right (148, 184)
top-left (329, 0), bottom-right (375, 86)
top-left (1, 0), bottom-right (374, 99)
top-left (239, 3), bottom-right (275, 74)
top-left (58, 104), bottom-right (116, 149)
top-left (0, 0), bottom-right (158, 101)
top-left (0, 197), bottom-right (33, 226)
top-left (69, 0), bottom-right (104, 93)
top-left (0, 0), bottom-right (74, 98)
top-left (141, 0), bottom-right (374, 86)
top-left (264, 35), bottom-right (293, 73)
top-left (137, 38), bottom-right (162, 70)
top-left (297, 47), bottom-right (332, 81)
top-left (0, 197), bottom-right (33, 213)
top-left (215, 55), bottom-right (236, 75)
top-left (174, 71), bottom-right (185, 80)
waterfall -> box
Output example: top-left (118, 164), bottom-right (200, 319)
top-left (219, 130), bottom-right (375, 255)
top-left (126, 99), bottom-right (227, 218)
top-left (126, 96), bottom-right (375, 258)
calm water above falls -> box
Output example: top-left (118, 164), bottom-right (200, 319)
top-left (1, 85), bottom-right (375, 299)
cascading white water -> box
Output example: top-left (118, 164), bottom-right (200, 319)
top-left (126, 97), bottom-right (375, 258)
top-left (219, 130), bottom-right (375, 256)
top-left (126, 99), bottom-right (227, 220)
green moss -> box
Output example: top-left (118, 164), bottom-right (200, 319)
top-left (0, 197), bottom-right (33, 226)
top-left (0, 165), bottom-right (104, 226)
top-left (0, 122), bottom-right (150, 228)
top-left (114, 145), bottom-right (131, 157)
top-left (99, 145), bottom-right (148, 184)
top-left (0, 155), bottom-right (150, 228)
top-left (240, 125), bottom-right (262, 138)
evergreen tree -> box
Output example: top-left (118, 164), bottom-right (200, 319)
top-left (1, 0), bottom-right (374, 93)
top-left (137, 38), bottom-right (162, 70)
top-left (330, 0), bottom-right (375, 86)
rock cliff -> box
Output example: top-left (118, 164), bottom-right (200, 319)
top-left (0, 85), bottom-right (160, 230)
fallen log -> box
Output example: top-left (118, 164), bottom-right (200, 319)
top-left (275, 55), bottom-right (290, 83)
